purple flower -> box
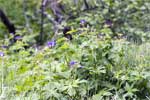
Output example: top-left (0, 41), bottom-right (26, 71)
top-left (14, 35), bottom-right (22, 40)
top-left (105, 19), bottom-right (113, 27)
top-left (80, 19), bottom-right (86, 24)
top-left (1, 45), bottom-right (8, 49)
top-left (0, 52), bottom-right (4, 57)
top-left (69, 61), bottom-right (77, 66)
top-left (47, 40), bottom-right (56, 48)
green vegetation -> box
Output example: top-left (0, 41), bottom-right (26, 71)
top-left (0, 0), bottom-right (150, 100)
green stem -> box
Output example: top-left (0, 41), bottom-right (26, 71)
top-left (1, 58), bottom-right (4, 95)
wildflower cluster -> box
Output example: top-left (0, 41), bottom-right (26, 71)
top-left (47, 40), bottom-right (56, 48)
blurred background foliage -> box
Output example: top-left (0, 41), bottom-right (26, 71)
top-left (0, 0), bottom-right (149, 43)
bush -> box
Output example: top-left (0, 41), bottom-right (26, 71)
top-left (0, 0), bottom-right (150, 100)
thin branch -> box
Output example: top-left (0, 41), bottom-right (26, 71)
top-left (0, 9), bottom-right (16, 34)
top-left (23, 0), bottom-right (32, 33)
top-left (39, 0), bottom-right (48, 45)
